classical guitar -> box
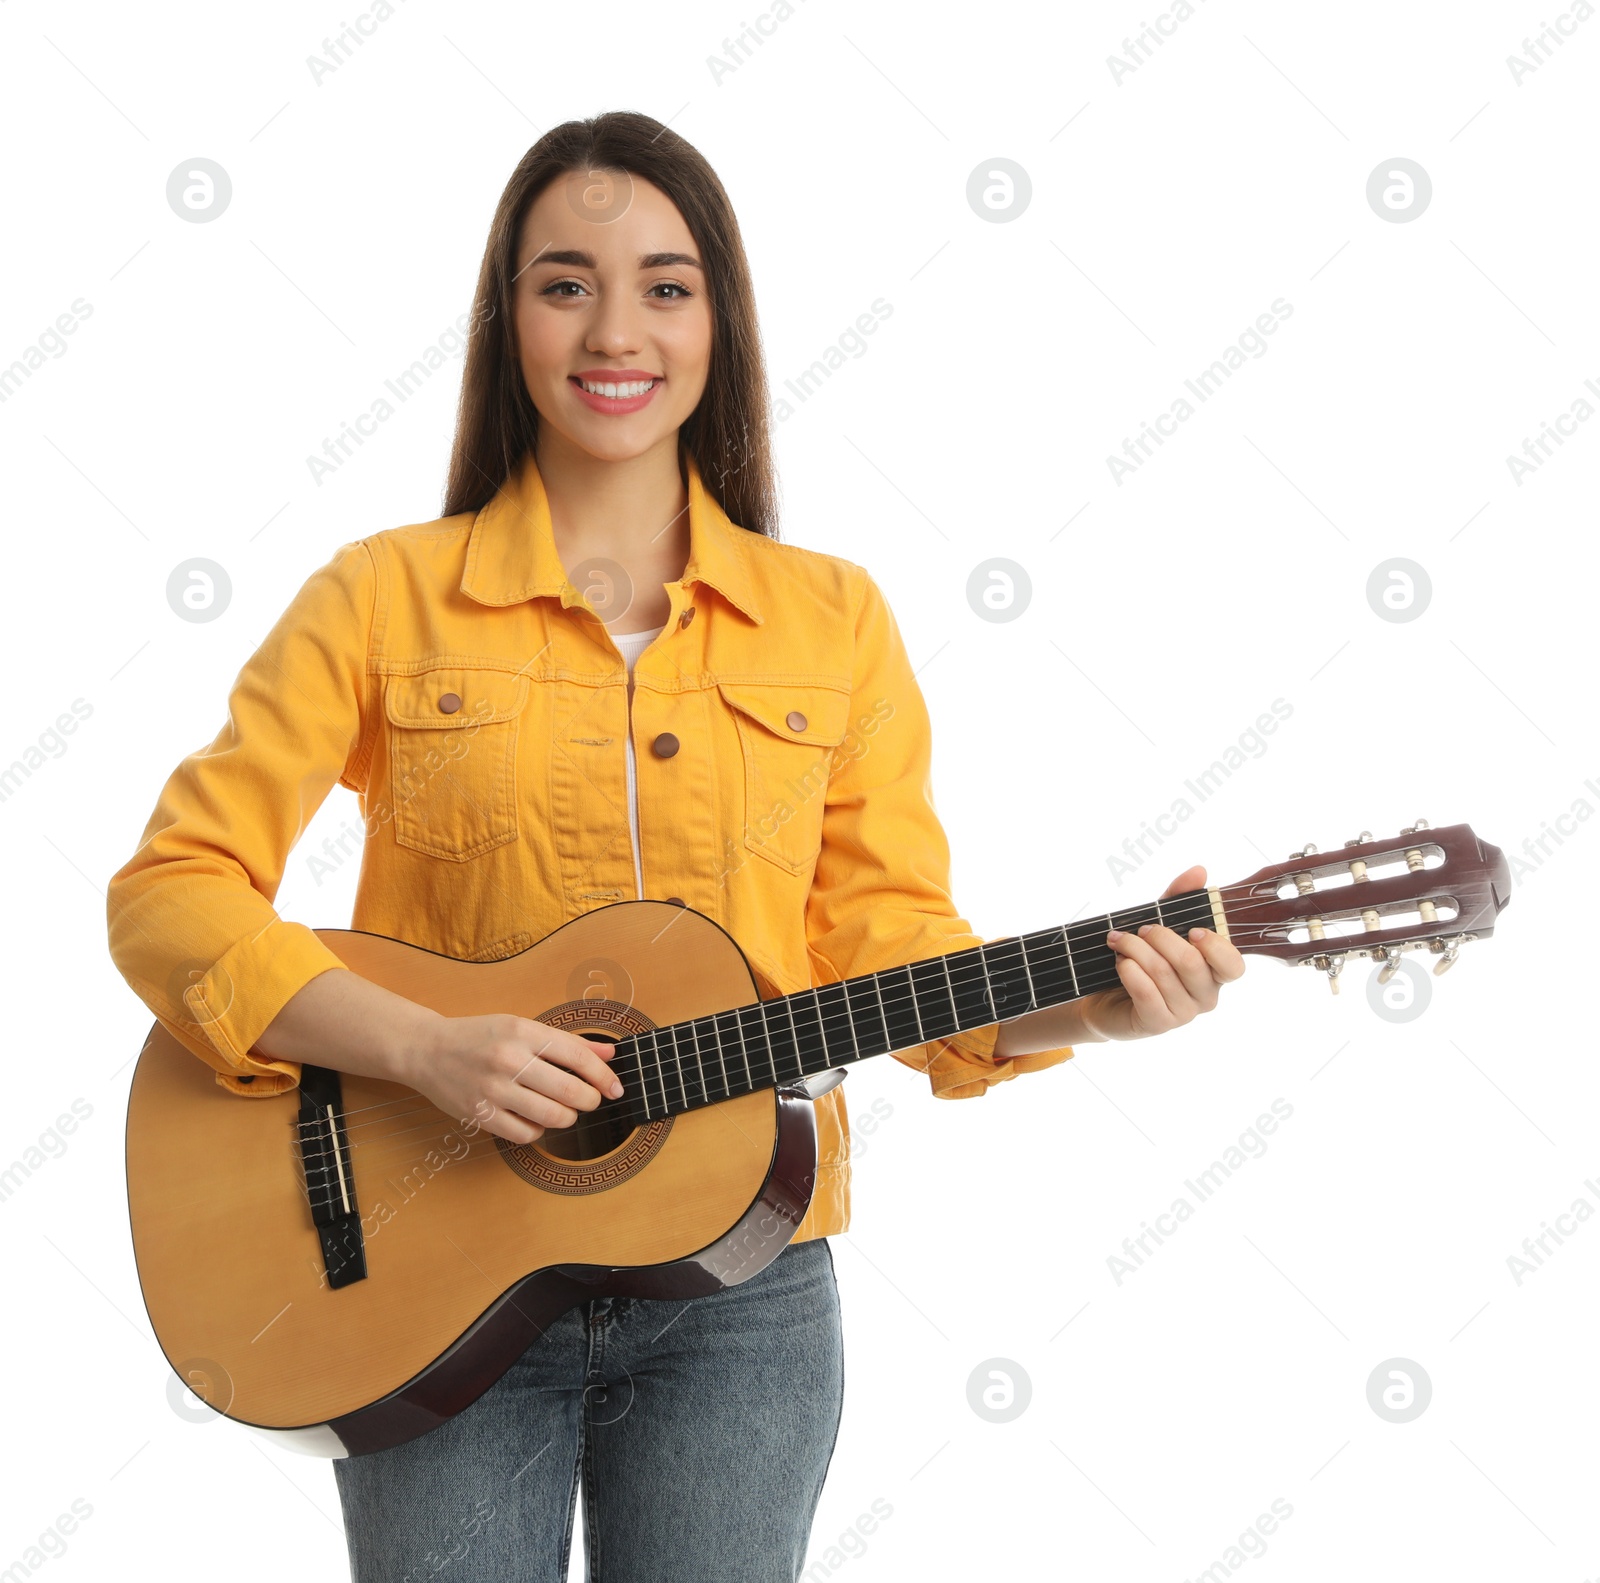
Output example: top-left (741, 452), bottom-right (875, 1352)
top-left (125, 820), bottom-right (1508, 1457)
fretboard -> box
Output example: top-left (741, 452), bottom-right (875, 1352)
top-left (607, 888), bottom-right (1217, 1124)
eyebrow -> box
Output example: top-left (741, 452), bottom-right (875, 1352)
top-left (526, 248), bottom-right (703, 271)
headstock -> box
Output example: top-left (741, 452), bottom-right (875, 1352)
top-left (1217, 820), bottom-right (1510, 993)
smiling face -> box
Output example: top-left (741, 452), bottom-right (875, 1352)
top-left (513, 169), bottom-right (714, 466)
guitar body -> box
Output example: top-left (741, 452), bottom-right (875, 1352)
top-left (125, 901), bottom-right (819, 1457)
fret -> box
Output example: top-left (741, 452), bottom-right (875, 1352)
top-left (902, 966), bottom-right (926, 1043)
top-left (938, 953), bottom-right (961, 1026)
top-left (732, 1002), bottom-right (755, 1090)
top-left (944, 949), bottom-right (996, 1032)
top-left (1066, 917), bottom-right (1117, 997)
top-left (708, 1010), bottom-right (731, 1098)
top-left (762, 998), bottom-right (784, 1085)
top-left (979, 939), bottom-right (1037, 1022)
top-left (844, 966), bottom-right (896, 1056)
top-left (628, 1034), bottom-right (648, 1116)
top-left (790, 988), bottom-right (831, 1071)
top-left (781, 995), bottom-right (806, 1083)
top-left (1070, 943), bottom-right (1122, 998)
top-left (975, 946), bottom-right (1000, 1021)
top-left (686, 1017), bottom-right (709, 1109)
top-left (757, 996), bottom-right (798, 1086)
top-left (813, 981), bottom-right (855, 1066)
top-left (646, 1031), bottom-right (671, 1118)
top-left (683, 1021), bottom-right (703, 1108)
top-left (1019, 929), bottom-right (1074, 1004)
top-left (1016, 935), bottom-right (1039, 1009)
top-left (870, 973), bottom-right (896, 1049)
top-left (728, 1002), bottom-right (762, 1093)
top-left (1059, 925), bottom-right (1080, 998)
top-left (669, 1023), bottom-right (693, 1110)
top-left (908, 958), bottom-right (961, 1042)
top-left (624, 1039), bottom-right (652, 1122)
top-left (872, 966), bottom-right (922, 1054)
top-left (707, 1005), bottom-right (736, 1094)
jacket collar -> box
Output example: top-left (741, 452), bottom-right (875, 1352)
top-left (461, 449), bottom-right (764, 624)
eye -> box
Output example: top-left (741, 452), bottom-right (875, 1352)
top-left (649, 281), bottom-right (692, 300)
top-left (539, 278), bottom-right (588, 298)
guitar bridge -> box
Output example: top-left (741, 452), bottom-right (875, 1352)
top-left (296, 1065), bottom-right (367, 1289)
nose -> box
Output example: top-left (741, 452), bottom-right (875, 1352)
top-left (587, 292), bottom-right (644, 360)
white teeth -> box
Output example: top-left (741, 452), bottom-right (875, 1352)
top-left (581, 379), bottom-right (655, 398)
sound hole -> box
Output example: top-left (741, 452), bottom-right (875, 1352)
top-left (538, 1099), bottom-right (640, 1162)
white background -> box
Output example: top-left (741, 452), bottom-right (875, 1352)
top-left (1, 0), bottom-right (1593, 1579)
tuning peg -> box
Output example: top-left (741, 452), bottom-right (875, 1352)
top-left (1344, 831), bottom-right (1373, 848)
top-left (1400, 818), bottom-right (1430, 836)
top-left (1376, 945), bottom-right (1404, 984)
top-left (1432, 934), bottom-right (1465, 976)
top-left (1310, 951), bottom-right (1345, 994)
top-left (1290, 843), bottom-right (1318, 859)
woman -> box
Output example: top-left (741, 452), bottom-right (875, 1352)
top-left (107, 111), bottom-right (1244, 1582)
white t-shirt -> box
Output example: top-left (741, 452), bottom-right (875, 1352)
top-left (610, 623), bottom-right (665, 899)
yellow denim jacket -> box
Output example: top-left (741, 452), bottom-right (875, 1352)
top-left (105, 451), bottom-right (1073, 1241)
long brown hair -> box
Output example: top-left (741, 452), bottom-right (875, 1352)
top-left (442, 111), bottom-right (779, 539)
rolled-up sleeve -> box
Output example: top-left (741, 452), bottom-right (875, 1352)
top-left (803, 567), bottom-right (1074, 1099)
top-left (106, 538), bottom-right (377, 1097)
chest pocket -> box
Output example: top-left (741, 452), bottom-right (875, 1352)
top-left (718, 681), bottom-right (852, 875)
top-left (384, 668), bottom-right (529, 860)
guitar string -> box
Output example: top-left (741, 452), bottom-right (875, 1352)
top-left (294, 890), bottom-right (1443, 1173)
top-left (302, 941), bottom-right (1143, 1147)
top-left (297, 923), bottom-right (1195, 1138)
top-left (301, 896), bottom-right (1213, 1138)
top-left (607, 874), bottom-right (1455, 1118)
top-left (291, 873), bottom-right (1445, 1132)
top-left (291, 880), bottom-right (1456, 1176)
top-left (299, 905), bottom-right (1203, 1126)
top-left (297, 891), bottom-right (1454, 1213)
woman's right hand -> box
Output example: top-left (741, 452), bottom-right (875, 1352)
top-left (404, 1012), bottom-right (624, 1144)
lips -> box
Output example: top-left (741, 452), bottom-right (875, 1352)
top-left (568, 373), bottom-right (664, 415)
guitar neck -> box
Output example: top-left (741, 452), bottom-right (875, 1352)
top-left (611, 887), bottom-right (1221, 1123)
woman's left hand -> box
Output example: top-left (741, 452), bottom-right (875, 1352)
top-left (1077, 865), bottom-right (1247, 1042)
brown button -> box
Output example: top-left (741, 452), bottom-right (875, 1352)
top-left (665, 896), bottom-right (686, 906)
top-left (652, 732), bottom-right (680, 758)
top-left (786, 710), bottom-right (808, 732)
top-left (438, 692), bottom-right (462, 715)
top-left (678, 606), bottom-right (696, 630)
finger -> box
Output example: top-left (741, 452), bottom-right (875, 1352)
top-left (1110, 927), bottom-right (1196, 1019)
top-left (1112, 954), bottom-right (1178, 1033)
top-left (1160, 864), bottom-right (1207, 898)
top-left (497, 1035), bottom-right (595, 1121)
top-left (499, 1078), bottom-right (582, 1130)
top-left (522, 1025), bottom-right (625, 1101)
top-left (477, 1099), bottom-right (545, 1146)
top-left (545, 1032), bottom-right (624, 1097)
top-left (1187, 926), bottom-right (1249, 983)
top-left (512, 1055), bottom-right (604, 1116)
top-left (1139, 922), bottom-right (1219, 1009)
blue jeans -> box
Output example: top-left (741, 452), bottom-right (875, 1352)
top-left (333, 1238), bottom-right (844, 1582)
